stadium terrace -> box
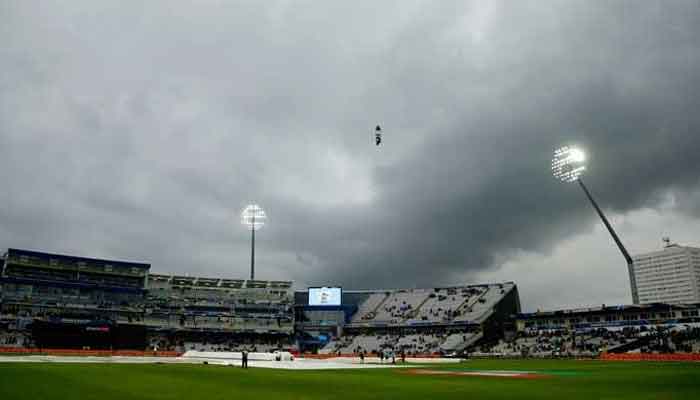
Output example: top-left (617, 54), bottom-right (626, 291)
top-left (1, 248), bottom-right (699, 357)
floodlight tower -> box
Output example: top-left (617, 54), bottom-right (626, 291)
top-left (552, 146), bottom-right (638, 303)
top-left (241, 204), bottom-right (266, 280)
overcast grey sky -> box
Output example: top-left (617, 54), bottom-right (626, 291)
top-left (1, 1), bottom-right (699, 311)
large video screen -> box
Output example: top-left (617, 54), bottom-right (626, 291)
top-left (308, 287), bottom-right (342, 306)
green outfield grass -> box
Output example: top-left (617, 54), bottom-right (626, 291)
top-left (1, 359), bottom-right (699, 400)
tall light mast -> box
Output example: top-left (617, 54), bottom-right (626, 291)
top-left (241, 204), bottom-right (266, 280)
top-left (552, 146), bottom-right (637, 303)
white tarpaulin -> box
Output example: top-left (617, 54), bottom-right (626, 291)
top-left (181, 350), bottom-right (294, 361)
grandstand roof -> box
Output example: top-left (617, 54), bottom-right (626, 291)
top-left (5, 248), bottom-right (150, 271)
top-left (148, 273), bottom-right (292, 289)
top-left (517, 302), bottom-right (700, 319)
top-left (0, 276), bottom-right (145, 293)
top-left (297, 282), bottom-right (517, 295)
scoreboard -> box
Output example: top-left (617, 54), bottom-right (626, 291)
top-left (308, 287), bottom-right (342, 306)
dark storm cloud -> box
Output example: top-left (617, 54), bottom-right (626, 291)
top-left (1, 1), bottom-right (699, 292)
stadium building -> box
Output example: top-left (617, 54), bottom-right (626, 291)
top-left (295, 283), bottom-right (521, 355)
top-left (479, 303), bottom-right (700, 356)
top-left (3, 246), bottom-right (700, 357)
top-left (1, 247), bottom-right (522, 355)
top-left (0, 248), bottom-right (150, 349)
top-left (631, 241), bottom-right (700, 304)
top-left (145, 273), bottom-right (294, 352)
top-left (0, 248), bottom-right (295, 352)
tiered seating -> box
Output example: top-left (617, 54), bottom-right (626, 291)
top-left (348, 283), bottom-right (514, 326)
top-left (439, 332), bottom-right (481, 351)
top-left (180, 338), bottom-right (292, 353)
top-left (372, 289), bottom-right (430, 323)
top-left (319, 336), bottom-right (354, 354)
top-left (351, 292), bottom-right (388, 322)
top-left (413, 288), bottom-right (469, 323)
top-left (342, 334), bottom-right (386, 354)
top-left (395, 334), bottom-right (442, 354)
top-left (476, 326), bottom-right (653, 357)
top-left (318, 282), bottom-right (516, 356)
top-left (141, 273), bottom-right (294, 333)
top-left (0, 331), bottom-right (28, 348)
top-left (454, 284), bottom-right (512, 322)
top-left (320, 329), bottom-right (480, 355)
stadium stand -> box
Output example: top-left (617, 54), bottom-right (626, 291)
top-left (0, 248), bottom-right (295, 351)
top-left (350, 292), bottom-right (387, 322)
top-left (0, 330), bottom-right (28, 348)
top-left (474, 303), bottom-right (700, 356)
top-left (344, 284), bottom-right (517, 327)
top-left (412, 288), bottom-right (471, 323)
top-left (319, 327), bottom-right (483, 355)
top-left (7, 246), bottom-right (698, 358)
top-left (1, 248), bottom-right (522, 356)
top-left (144, 273), bottom-right (294, 333)
top-left (314, 283), bottom-right (520, 355)
top-left (370, 288), bottom-right (431, 323)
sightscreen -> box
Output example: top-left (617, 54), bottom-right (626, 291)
top-left (308, 287), bottom-right (342, 306)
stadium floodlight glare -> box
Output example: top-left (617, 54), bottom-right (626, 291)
top-left (241, 204), bottom-right (266, 280)
top-left (552, 145), bottom-right (587, 183)
top-left (241, 204), bottom-right (266, 231)
top-left (552, 146), bottom-right (638, 303)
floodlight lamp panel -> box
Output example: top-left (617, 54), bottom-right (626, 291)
top-left (552, 145), bottom-right (587, 183)
top-left (241, 204), bottom-right (266, 230)
top-left (569, 148), bottom-right (586, 163)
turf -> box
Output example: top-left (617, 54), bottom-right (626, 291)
top-left (1, 359), bottom-right (699, 400)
